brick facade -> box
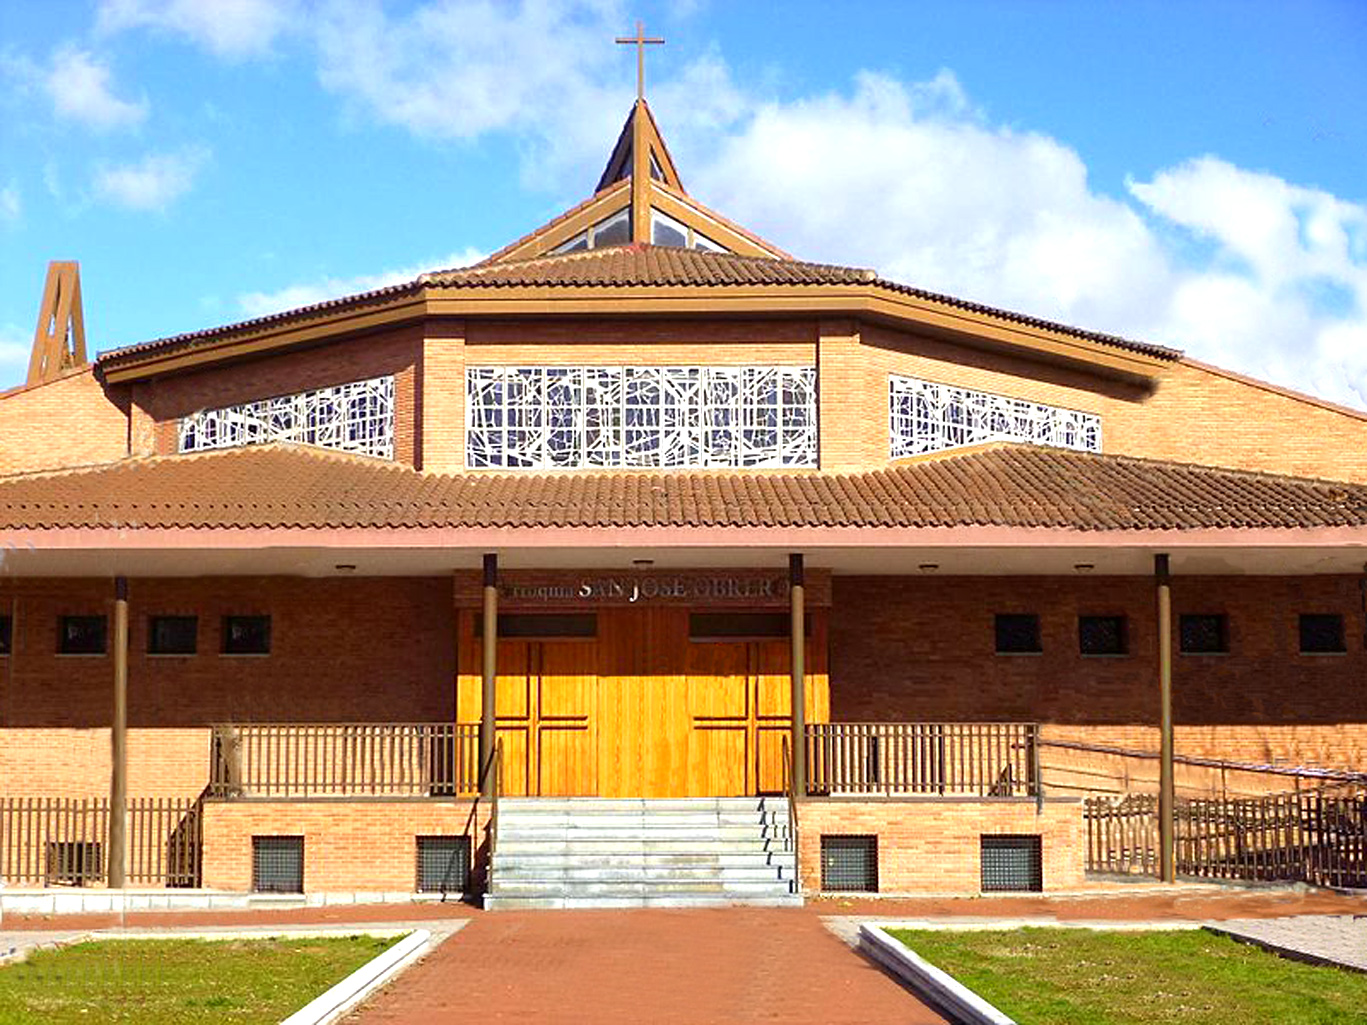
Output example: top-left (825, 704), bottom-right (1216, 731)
top-left (0, 369), bottom-right (129, 475)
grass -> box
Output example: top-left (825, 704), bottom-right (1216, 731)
top-left (887, 927), bottom-right (1367, 1025)
top-left (0, 934), bottom-right (399, 1024)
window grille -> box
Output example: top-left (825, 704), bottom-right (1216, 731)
top-left (1079, 615), bottom-right (1127, 656)
top-left (1180, 614), bottom-right (1228, 654)
top-left (465, 365), bottom-right (818, 469)
top-left (820, 835), bottom-right (878, 892)
top-left (252, 836), bottom-right (304, 893)
top-left (1299, 614), bottom-right (1345, 654)
top-left (179, 375), bottom-right (395, 459)
top-left (47, 841), bottom-right (103, 886)
top-left (995, 614), bottom-right (1042, 654)
top-left (889, 374), bottom-right (1101, 458)
top-left (981, 835), bottom-right (1043, 892)
top-left (416, 836), bottom-right (471, 893)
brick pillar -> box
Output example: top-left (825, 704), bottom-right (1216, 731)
top-left (816, 319), bottom-right (873, 471)
top-left (419, 320), bottom-right (466, 473)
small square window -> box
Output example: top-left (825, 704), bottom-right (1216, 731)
top-left (252, 835), bottom-right (303, 893)
top-left (416, 836), bottom-right (471, 893)
top-left (1299, 614), bottom-right (1345, 654)
top-left (995, 614), bottom-right (1041, 654)
top-left (820, 835), bottom-right (878, 892)
top-left (1079, 615), bottom-right (1127, 656)
top-left (148, 615), bottom-right (198, 655)
top-left (59, 615), bottom-right (107, 655)
top-left (1179, 614), bottom-right (1228, 654)
top-left (0, 615), bottom-right (11, 655)
top-left (981, 835), bottom-right (1042, 892)
top-left (222, 615), bottom-right (270, 655)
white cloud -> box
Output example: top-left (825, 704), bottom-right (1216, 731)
top-left (0, 183), bottom-right (19, 224)
top-left (93, 145), bottom-right (210, 211)
top-left (96, 0), bottom-right (298, 59)
top-left (236, 248), bottom-right (487, 318)
top-left (45, 46), bottom-right (147, 131)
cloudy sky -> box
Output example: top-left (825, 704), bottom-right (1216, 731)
top-left (1, 0), bottom-right (1364, 407)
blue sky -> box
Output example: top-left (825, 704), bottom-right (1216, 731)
top-left (1, 0), bottom-right (1365, 406)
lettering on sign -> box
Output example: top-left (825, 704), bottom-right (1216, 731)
top-left (501, 575), bottom-right (784, 605)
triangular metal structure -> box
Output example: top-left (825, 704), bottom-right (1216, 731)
top-left (27, 261), bottom-right (88, 386)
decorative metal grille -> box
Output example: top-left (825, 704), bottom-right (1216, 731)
top-left (416, 836), bottom-right (471, 893)
top-left (889, 374), bottom-right (1101, 458)
top-left (179, 375), bottom-right (395, 459)
top-left (981, 834), bottom-right (1043, 892)
top-left (251, 835), bottom-right (303, 893)
top-left (466, 366), bottom-right (818, 469)
top-left (819, 835), bottom-right (879, 892)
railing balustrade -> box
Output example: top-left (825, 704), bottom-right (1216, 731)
top-left (805, 722), bottom-right (1040, 798)
top-left (208, 723), bottom-right (481, 799)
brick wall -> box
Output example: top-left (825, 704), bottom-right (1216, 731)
top-left (201, 799), bottom-right (487, 892)
top-left (0, 368), bottom-right (129, 474)
top-left (0, 728), bottom-right (209, 799)
top-left (831, 575), bottom-right (1367, 772)
top-left (798, 798), bottom-right (1084, 894)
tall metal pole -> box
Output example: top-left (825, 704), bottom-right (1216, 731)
top-left (1156, 553), bottom-right (1175, 883)
top-left (109, 576), bottom-right (128, 889)
top-left (789, 554), bottom-right (806, 800)
top-left (480, 554), bottom-right (498, 796)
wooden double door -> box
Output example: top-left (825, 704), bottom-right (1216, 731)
top-left (456, 607), bottom-right (828, 797)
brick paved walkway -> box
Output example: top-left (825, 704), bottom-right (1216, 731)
top-left (346, 908), bottom-right (946, 1024)
top-left (1208, 914), bottom-right (1367, 972)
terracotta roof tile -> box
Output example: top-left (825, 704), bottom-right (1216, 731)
top-left (3, 443), bottom-right (1366, 534)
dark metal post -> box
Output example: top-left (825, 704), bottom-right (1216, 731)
top-left (109, 576), bottom-right (128, 888)
top-left (789, 554), bottom-right (806, 799)
top-left (1156, 553), bottom-right (1175, 882)
top-left (480, 554), bottom-right (498, 797)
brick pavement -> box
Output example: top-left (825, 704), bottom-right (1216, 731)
top-left (1208, 915), bottom-right (1367, 972)
top-left (346, 908), bottom-right (946, 1024)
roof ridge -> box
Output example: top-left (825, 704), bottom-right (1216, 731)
top-left (434, 243), bottom-right (872, 277)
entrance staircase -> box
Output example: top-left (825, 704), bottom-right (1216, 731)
top-left (485, 797), bottom-right (801, 909)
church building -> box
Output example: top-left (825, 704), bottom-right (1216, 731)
top-left (2, 58), bottom-right (1366, 906)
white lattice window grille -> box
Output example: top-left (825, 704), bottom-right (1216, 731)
top-left (178, 375), bottom-right (395, 459)
top-left (889, 374), bottom-right (1101, 458)
top-left (466, 365), bottom-right (818, 469)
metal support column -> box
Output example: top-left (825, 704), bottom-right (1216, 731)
top-left (789, 553), bottom-right (806, 800)
top-left (1155, 553), bottom-right (1175, 883)
top-left (109, 576), bottom-right (128, 889)
top-left (480, 554), bottom-right (498, 797)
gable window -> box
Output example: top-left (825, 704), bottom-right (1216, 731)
top-left (649, 208), bottom-right (731, 252)
top-left (148, 615), bottom-right (198, 655)
top-left (1299, 614), bottom-right (1345, 654)
top-left (466, 365), bottom-right (817, 469)
top-left (59, 615), bottom-right (107, 655)
top-left (222, 615), bottom-right (271, 655)
top-left (550, 207), bottom-right (631, 254)
top-left (1179, 614), bottom-right (1228, 654)
top-left (1079, 615), bottom-right (1128, 656)
top-left (178, 375), bottom-right (395, 459)
top-left (995, 614), bottom-right (1041, 654)
top-left (889, 374), bottom-right (1101, 458)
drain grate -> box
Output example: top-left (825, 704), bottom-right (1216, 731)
top-left (981, 834), bottom-right (1042, 892)
top-left (820, 834), bottom-right (878, 892)
top-left (252, 835), bottom-right (304, 893)
top-left (416, 835), bottom-right (471, 893)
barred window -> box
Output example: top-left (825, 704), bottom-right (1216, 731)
top-left (179, 375), bottom-right (394, 459)
top-left (466, 366), bottom-right (817, 469)
top-left (1180, 614), bottom-right (1228, 654)
top-left (889, 374), bottom-right (1101, 458)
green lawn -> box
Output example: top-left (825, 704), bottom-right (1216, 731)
top-left (887, 927), bottom-right (1367, 1025)
top-left (0, 934), bottom-right (399, 1024)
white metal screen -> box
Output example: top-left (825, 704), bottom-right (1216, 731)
top-left (178, 375), bottom-right (395, 459)
top-left (889, 374), bottom-right (1101, 458)
top-left (465, 365), bottom-right (818, 469)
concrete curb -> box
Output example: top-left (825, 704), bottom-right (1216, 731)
top-left (858, 923), bottom-right (1015, 1025)
top-left (280, 928), bottom-right (433, 1025)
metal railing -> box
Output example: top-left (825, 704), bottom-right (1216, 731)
top-left (781, 734), bottom-right (801, 895)
top-left (208, 723), bottom-right (480, 799)
top-left (805, 722), bottom-right (1040, 797)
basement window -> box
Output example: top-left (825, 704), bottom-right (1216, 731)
top-left (995, 614), bottom-right (1041, 654)
top-left (47, 841), bottom-right (103, 886)
top-left (222, 615), bottom-right (271, 655)
top-left (252, 836), bottom-right (304, 893)
top-left (1299, 614), bottom-right (1346, 654)
top-left (148, 615), bottom-right (198, 655)
top-left (820, 835), bottom-right (878, 892)
top-left (981, 835), bottom-right (1043, 892)
top-left (59, 615), bottom-right (107, 655)
top-left (1079, 615), bottom-right (1128, 656)
top-left (416, 836), bottom-right (472, 893)
top-left (1179, 614), bottom-right (1228, 654)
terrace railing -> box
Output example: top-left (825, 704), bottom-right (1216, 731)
top-left (208, 723), bottom-right (480, 799)
top-left (805, 722), bottom-right (1040, 798)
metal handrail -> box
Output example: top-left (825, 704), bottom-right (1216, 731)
top-left (782, 734), bottom-right (801, 897)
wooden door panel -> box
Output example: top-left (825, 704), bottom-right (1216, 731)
top-left (689, 726), bottom-right (747, 796)
top-left (495, 641), bottom-right (532, 720)
top-left (687, 643), bottom-right (749, 719)
top-left (539, 643), bottom-right (595, 718)
top-left (755, 724), bottom-right (788, 794)
top-left (496, 726), bottom-right (530, 796)
top-left (753, 641), bottom-right (791, 720)
top-left (538, 726), bottom-right (594, 795)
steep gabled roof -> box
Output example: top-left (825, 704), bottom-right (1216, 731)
top-left (3, 442), bottom-right (1363, 533)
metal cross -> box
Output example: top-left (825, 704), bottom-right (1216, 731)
top-left (615, 20), bottom-right (664, 101)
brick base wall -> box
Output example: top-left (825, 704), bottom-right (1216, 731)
top-left (798, 798), bottom-right (1084, 894)
top-left (201, 800), bottom-right (488, 893)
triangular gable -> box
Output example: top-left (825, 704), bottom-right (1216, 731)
top-left (596, 99), bottom-right (683, 192)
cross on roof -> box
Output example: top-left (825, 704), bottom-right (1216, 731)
top-left (615, 20), bottom-right (664, 101)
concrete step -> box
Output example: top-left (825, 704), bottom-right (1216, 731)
top-left (495, 839), bottom-right (793, 857)
top-left (498, 798), bottom-right (780, 812)
top-left (491, 878), bottom-right (795, 897)
top-left (493, 852), bottom-right (795, 871)
top-left (493, 864), bottom-right (795, 883)
top-left (495, 810), bottom-right (791, 827)
top-left (484, 893), bottom-right (804, 910)
top-left (497, 824), bottom-right (792, 841)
